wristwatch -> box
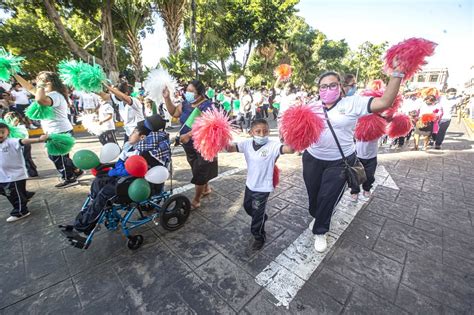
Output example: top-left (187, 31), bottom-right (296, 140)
top-left (391, 71), bottom-right (405, 78)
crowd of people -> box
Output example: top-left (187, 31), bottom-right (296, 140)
top-left (0, 65), bottom-right (467, 252)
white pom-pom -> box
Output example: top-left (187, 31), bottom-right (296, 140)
top-left (143, 68), bottom-right (177, 104)
top-left (79, 113), bottom-right (103, 136)
top-left (235, 76), bottom-right (246, 88)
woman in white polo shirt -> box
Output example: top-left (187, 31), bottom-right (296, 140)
top-left (305, 70), bottom-right (403, 252)
top-left (15, 72), bottom-right (83, 188)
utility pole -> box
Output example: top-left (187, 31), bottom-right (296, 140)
top-left (191, 0), bottom-right (198, 78)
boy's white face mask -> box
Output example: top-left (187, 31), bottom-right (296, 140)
top-left (253, 135), bottom-right (269, 145)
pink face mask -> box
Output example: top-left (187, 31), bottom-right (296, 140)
top-left (320, 87), bottom-right (341, 104)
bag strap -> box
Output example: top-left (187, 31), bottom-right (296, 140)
top-left (323, 107), bottom-right (348, 164)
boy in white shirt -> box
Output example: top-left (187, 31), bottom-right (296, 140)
top-left (226, 119), bottom-right (294, 250)
top-left (96, 92), bottom-right (117, 145)
top-left (0, 122), bottom-right (48, 222)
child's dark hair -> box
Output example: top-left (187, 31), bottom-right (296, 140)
top-left (189, 80), bottom-right (206, 96)
top-left (250, 118), bottom-right (269, 130)
top-left (36, 71), bottom-right (70, 105)
top-left (0, 122), bottom-right (10, 131)
top-left (135, 122), bottom-right (151, 136)
top-left (317, 71), bottom-right (341, 85)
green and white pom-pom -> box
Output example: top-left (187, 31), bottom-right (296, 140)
top-left (0, 47), bottom-right (24, 81)
top-left (0, 118), bottom-right (27, 139)
top-left (25, 101), bottom-right (55, 120)
top-left (58, 59), bottom-right (106, 93)
top-left (45, 133), bottom-right (76, 156)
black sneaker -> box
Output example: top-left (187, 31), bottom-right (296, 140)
top-left (252, 239), bottom-right (265, 251)
top-left (55, 179), bottom-right (79, 189)
top-left (26, 191), bottom-right (35, 201)
top-left (74, 170), bottom-right (85, 179)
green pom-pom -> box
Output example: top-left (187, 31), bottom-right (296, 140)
top-left (25, 101), bottom-right (55, 120)
top-left (0, 118), bottom-right (27, 139)
top-left (0, 47), bottom-right (24, 81)
top-left (58, 60), bottom-right (82, 88)
top-left (45, 133), bottom-right (76, 156)
top-left (58, 59), bottom-right (106, 92)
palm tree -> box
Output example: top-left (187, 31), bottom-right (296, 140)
top-left (113, 0), bottom-right (153, 81)
top-left (155, 0), bottom-right (187, 55)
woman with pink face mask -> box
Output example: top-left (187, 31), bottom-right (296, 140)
top-left (304, 70), bottom-right (403, 253)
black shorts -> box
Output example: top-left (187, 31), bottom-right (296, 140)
top-left (15, 104), bottom-right (29, 117)
top-left (182, 142), bottom-right (218, 185)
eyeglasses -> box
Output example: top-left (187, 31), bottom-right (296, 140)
top-left (319, 82), bottom-right (339, 91)
top-left (343, 83), bottom-right (356, 88)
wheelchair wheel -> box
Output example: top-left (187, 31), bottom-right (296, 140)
top-left (160, 194), bottom-right (191, 231)
top-left (127, 235), bottom-right (144, 250)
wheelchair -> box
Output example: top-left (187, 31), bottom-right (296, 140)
top-left (61, 161), bottom-right (191, 250)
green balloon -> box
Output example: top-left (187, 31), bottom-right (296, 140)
top-left (128, 178), bottom-right (151, 202)
top-left (216, 93), bottom-right (225, 102)
top-left (72, 149), bottom-right (100, 170)
top-left (206, 88), bottom-right (215, 98)
top-left (273, 103), bottom-right (280, 110)
top-left (233, 99), bottom-right (240, 111)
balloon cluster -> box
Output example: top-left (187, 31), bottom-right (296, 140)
top-left (72, 143), bottom-right (169, 203)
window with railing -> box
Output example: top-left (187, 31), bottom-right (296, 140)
top-left (429, 75), bottom-right (439, 82)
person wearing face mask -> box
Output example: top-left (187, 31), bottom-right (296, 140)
top-left (163, 79), bottom-right (217, 209)
top-left (14, 72), bottom-right (84, 188)
top-left (342, 74), bottom-right (357, 97)
top-left (304, 70), bottom-right (404, 252)
top-left (434, 88), bottom-right (458, 149)
top-left (226, 119), bottom-right (294, 250)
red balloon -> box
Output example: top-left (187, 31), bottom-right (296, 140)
top-left (125, 155), bottom-right (148, 178)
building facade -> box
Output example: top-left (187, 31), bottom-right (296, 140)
top-left (408, 68), bottom-right (449, 92)
top-left (464, 65), bottom-right (474, 95)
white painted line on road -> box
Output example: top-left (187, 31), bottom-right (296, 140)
top-left (255, 165), bottom-right (399, 308)
top-left (172, 167), bottom-right (245, 194)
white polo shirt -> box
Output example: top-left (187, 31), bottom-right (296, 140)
top-left (306, 95), bottom-right (373, 161)
top-left (355, 139), bottom-right (379, 160)
top-left (117, 97), bottom-right (144, 136)
top-left (11, 89), bottom-right (30, 105)
top-left (98, 102), bottom-right (115, 131)
top-left (237, 139), bottom-right (281, 192)
top-left (438, 96), bottom-right (457, 120)
top-left (41, 91), bottom-right (73, 134)
top-left (0, 138), bottom-right (27, 183)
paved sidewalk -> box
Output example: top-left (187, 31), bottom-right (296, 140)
top-left (0, 121), bottom-right (473, 314)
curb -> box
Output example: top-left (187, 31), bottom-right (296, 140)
top-left (28, 121), bottom-right (124, 137)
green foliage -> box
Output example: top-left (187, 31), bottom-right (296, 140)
top-left (349, 41), bottom-right (389, 85)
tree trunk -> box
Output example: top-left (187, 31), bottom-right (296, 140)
top-left (42, 0), bottom-right (104, 66)
top-left (158, 0), bottom-right (186, 55)
top-left (127, 31), bottom-right (143, 82)
top-left (241, 40), bottom-right (253, 73)
top-left (220, 57), bottom-right (227, 78)
top-left (101, 0), bottom-right (119, 83)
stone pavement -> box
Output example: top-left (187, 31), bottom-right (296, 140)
top-left (0, 121), bottom-right (473, 314)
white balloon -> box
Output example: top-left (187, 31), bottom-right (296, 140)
top-left (235, 76), bottom-right (246, 88)
top-left (145, 166), bottom-right (169, 184)
top-left (100, 143), bottom-right (121, 163)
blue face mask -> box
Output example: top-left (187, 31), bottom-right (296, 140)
top-left (185, 92), bottom-right (195, 103)
top-left (254, 136), bottom-right (269, 145)
top-left (346, 86), bottom-right (357, 96)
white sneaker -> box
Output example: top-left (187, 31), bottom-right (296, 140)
top-left (308, 218), bottom-right (315, 231)
top-left (351, 194), bottom-right (359, 202)
top-left (363, 191), bottom-right (371, 199)
top-left (6, 212), bottom-right (31, 222)
top-left (314, 234), bottom-right (327, 252)
top-left (29, 125), bottom-right (38, 129)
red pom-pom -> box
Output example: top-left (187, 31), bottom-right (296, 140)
top-left (279, 104), bottom-right (325, 151)
top-left (192, 108), bottom-right (233, 161)
top-left (421, 113), bottom-right (436, 124)
top-left (354, 114), bottom-right (387, 141)
top-left (387, 114), bottom-right (412, 138)
top-left (273, 165), bottom-right (280, 188)
top-left (361, 88), bottom-right (402, 120)
top-left (274, 64), bottom-right (292, 80)
top-left (384, 37), bottom-right (437, 80)
top-left (125, 155), bottom-right (148, 177)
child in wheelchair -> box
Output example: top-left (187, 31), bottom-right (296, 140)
top-left (60, 115), bottom-right (171, 242)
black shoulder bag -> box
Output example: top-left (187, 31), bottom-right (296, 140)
top-left (323, 108), bottom-right (367, 189)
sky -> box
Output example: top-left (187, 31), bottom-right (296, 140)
top-left (141, 0), bottom-right (474, 89)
